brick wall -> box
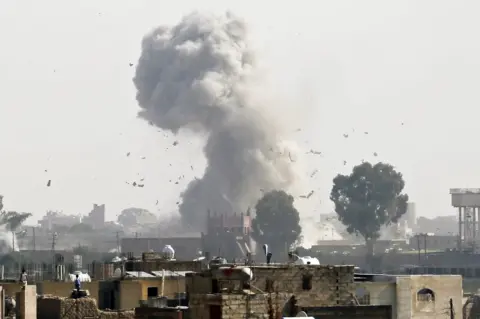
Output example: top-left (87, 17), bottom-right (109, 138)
top-left (126, 260), bottom-right (202, 273)
top-left (188, 265), bottom-right (355, 319)
top-left (249, 265), bottom-right (354, 307)
top-left (36, 296), bottom-right (135, 319)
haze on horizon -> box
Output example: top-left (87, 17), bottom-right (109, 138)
top-left (0, 0), bottom-right (479, 226)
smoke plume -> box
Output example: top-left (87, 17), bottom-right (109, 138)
top-left (133, 12), bottom-right (300, 229)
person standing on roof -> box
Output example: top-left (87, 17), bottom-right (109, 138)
top-left (20, 269), bottom-right (27, 289)
top-left (74, 274), bottom-right (81, 292)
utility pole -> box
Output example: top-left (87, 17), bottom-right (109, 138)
top-left (51, 232), bottom-right (58, 252)
top-left (11, 231), bottom-right (15, 253)
top-left (423, 233), bottom-right (428, 261)
top-left (417, 234), bottom-right (421, 265)
top-left (32, 227), bottom-right (36, 251)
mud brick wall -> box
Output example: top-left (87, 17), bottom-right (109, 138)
top-left (250, 265), bottom-right (354, 306)
top-left (37, 296), bottom-right (134, 319)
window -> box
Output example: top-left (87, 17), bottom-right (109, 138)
top-left (212, 279), bottom-right (219, 293)
top-left (356, 287), bottom-right (370, 305)
top-left (417, 288), bottom-right (435, 302)
top-left (357, 293), bottom-right (370, 305)
top-left (416, 288), bottom-right (435, 313)
top-left (302, 274), bottom-right (313, 290)
top-left (147, 287), bottom-right (158, 298)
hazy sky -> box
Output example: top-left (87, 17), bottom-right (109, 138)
top-left (0, 0), bottom-right (479, 225)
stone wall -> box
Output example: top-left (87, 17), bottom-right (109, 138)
top-left (188, 265), bottom-right (355, 307)
top-left (189, 293), bottom-right (287, 319)
top-left (37, 295), bottom-right (134, 319)
top-left (188, 265), bottom-right (355, 319)
top-left (249, 265), bottom-right (354, 306)
top-left (126, 260), bottom-right (202, 273)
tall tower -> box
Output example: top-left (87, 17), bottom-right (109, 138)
top-left (450, 188), bottom-right (480, 252)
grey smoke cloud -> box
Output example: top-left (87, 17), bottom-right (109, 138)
top-left (133, 12), bottom-right (298, 229)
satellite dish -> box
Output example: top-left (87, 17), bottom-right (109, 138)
top-left (296, 311), bottom-right (308, 317)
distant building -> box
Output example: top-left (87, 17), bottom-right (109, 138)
top-left (38, 211), bottom-right (81, 231)
top-left (82, 204), bottom-right (105, 229)
top-left (202, 210), bottom-right (254, 259)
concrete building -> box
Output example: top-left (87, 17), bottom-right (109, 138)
top-left (38, 211), bottom-right (81, 231)
top-left (202, 211), bottom-right (255, 259)
top-left (355, 273), bottom-right (462, 319)
top-left (82, 204), bottom-right (105, 230)
top-left (121, 237), bottom-right (201, 259)
top-left (186, 264), bottom-right (395, 318)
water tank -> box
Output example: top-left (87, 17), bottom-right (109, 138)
top-left (65, 271), bottom-right (91, 282)
top-left (162, 245), bottom-right (175, 260)
top-left (213, 266), bottom-right (253, 281)
top-left (294, 256), bottom-right (320, 265)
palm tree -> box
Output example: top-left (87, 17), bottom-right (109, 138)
top-left (0, 211), bottom-right (32, 251)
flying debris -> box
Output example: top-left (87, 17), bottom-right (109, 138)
top-left (155, 200), bottom-right (159, 205)
top-left (373, 152), bottom-right (378, 156)
top-left (307, 149), bottom-right (322, 155)
top-left (288, 152), bottom-right (295, 162)
top-left (126, 152), bottom-right (130, 157)
top-left (310, 169), bottom-right (318, 177)
top-left (172, 141), bottom-right (179, 146)
top-left (343, 134), bottom-right (349, 138)
top-left (300, 190), bottom-right (314, 199)
top-left (364, 132), bottom-right (369, 135)
top-left (141, 157), bottom-right (146, 160)
top-left (343, 160), bottom-right (347, 165)
top-left (129, 63), bottom-right (133, 67)
top-left (46, 180), bottom-right (51, 187)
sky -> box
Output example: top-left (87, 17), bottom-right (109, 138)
top-left (0, 0), bottom-right (479, 226)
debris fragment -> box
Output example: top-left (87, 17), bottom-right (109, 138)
top-left (300, 190), bottom-right (314, 199)
top-left (47, 180), bottom-right (51, 187)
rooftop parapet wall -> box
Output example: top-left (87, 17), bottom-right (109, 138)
top-left (188, 265), bottom-right (355, 308)
top-left (36, 295), bottom-right (134, 319)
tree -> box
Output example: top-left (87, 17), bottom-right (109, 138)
top-left (1, 211), bottom-right (32, 232)
top-left (117, 208), bottom-right (157, 228)
top-left (252, 190), bottom-right (302, 257)
top-left (330, 162), bottom-right (409, 256)
top-left (0, 196), bottom-right (32, 231)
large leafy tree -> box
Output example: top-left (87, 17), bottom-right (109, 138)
top-left (252, 190), bottom-right (302, 257)
top-left (330, 162), bottom-right (409, 256)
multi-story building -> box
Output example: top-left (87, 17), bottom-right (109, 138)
top-left (82, 204), bottom-right (105, 229)
top-left (38, 211), bottom-right (81, 231)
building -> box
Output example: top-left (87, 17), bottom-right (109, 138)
top-left (354, 273), bottom-right (462, 318)
top-left (186, 264), bottom-right (396, 319)
top-left (121, 237), bottom-right (202, 259)
top-left (202, 211), bottom-right (254, 259)
top-left (38, 211), bottom-right (81, 231)
top-left (82, 204), bottom-right (105, 229)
